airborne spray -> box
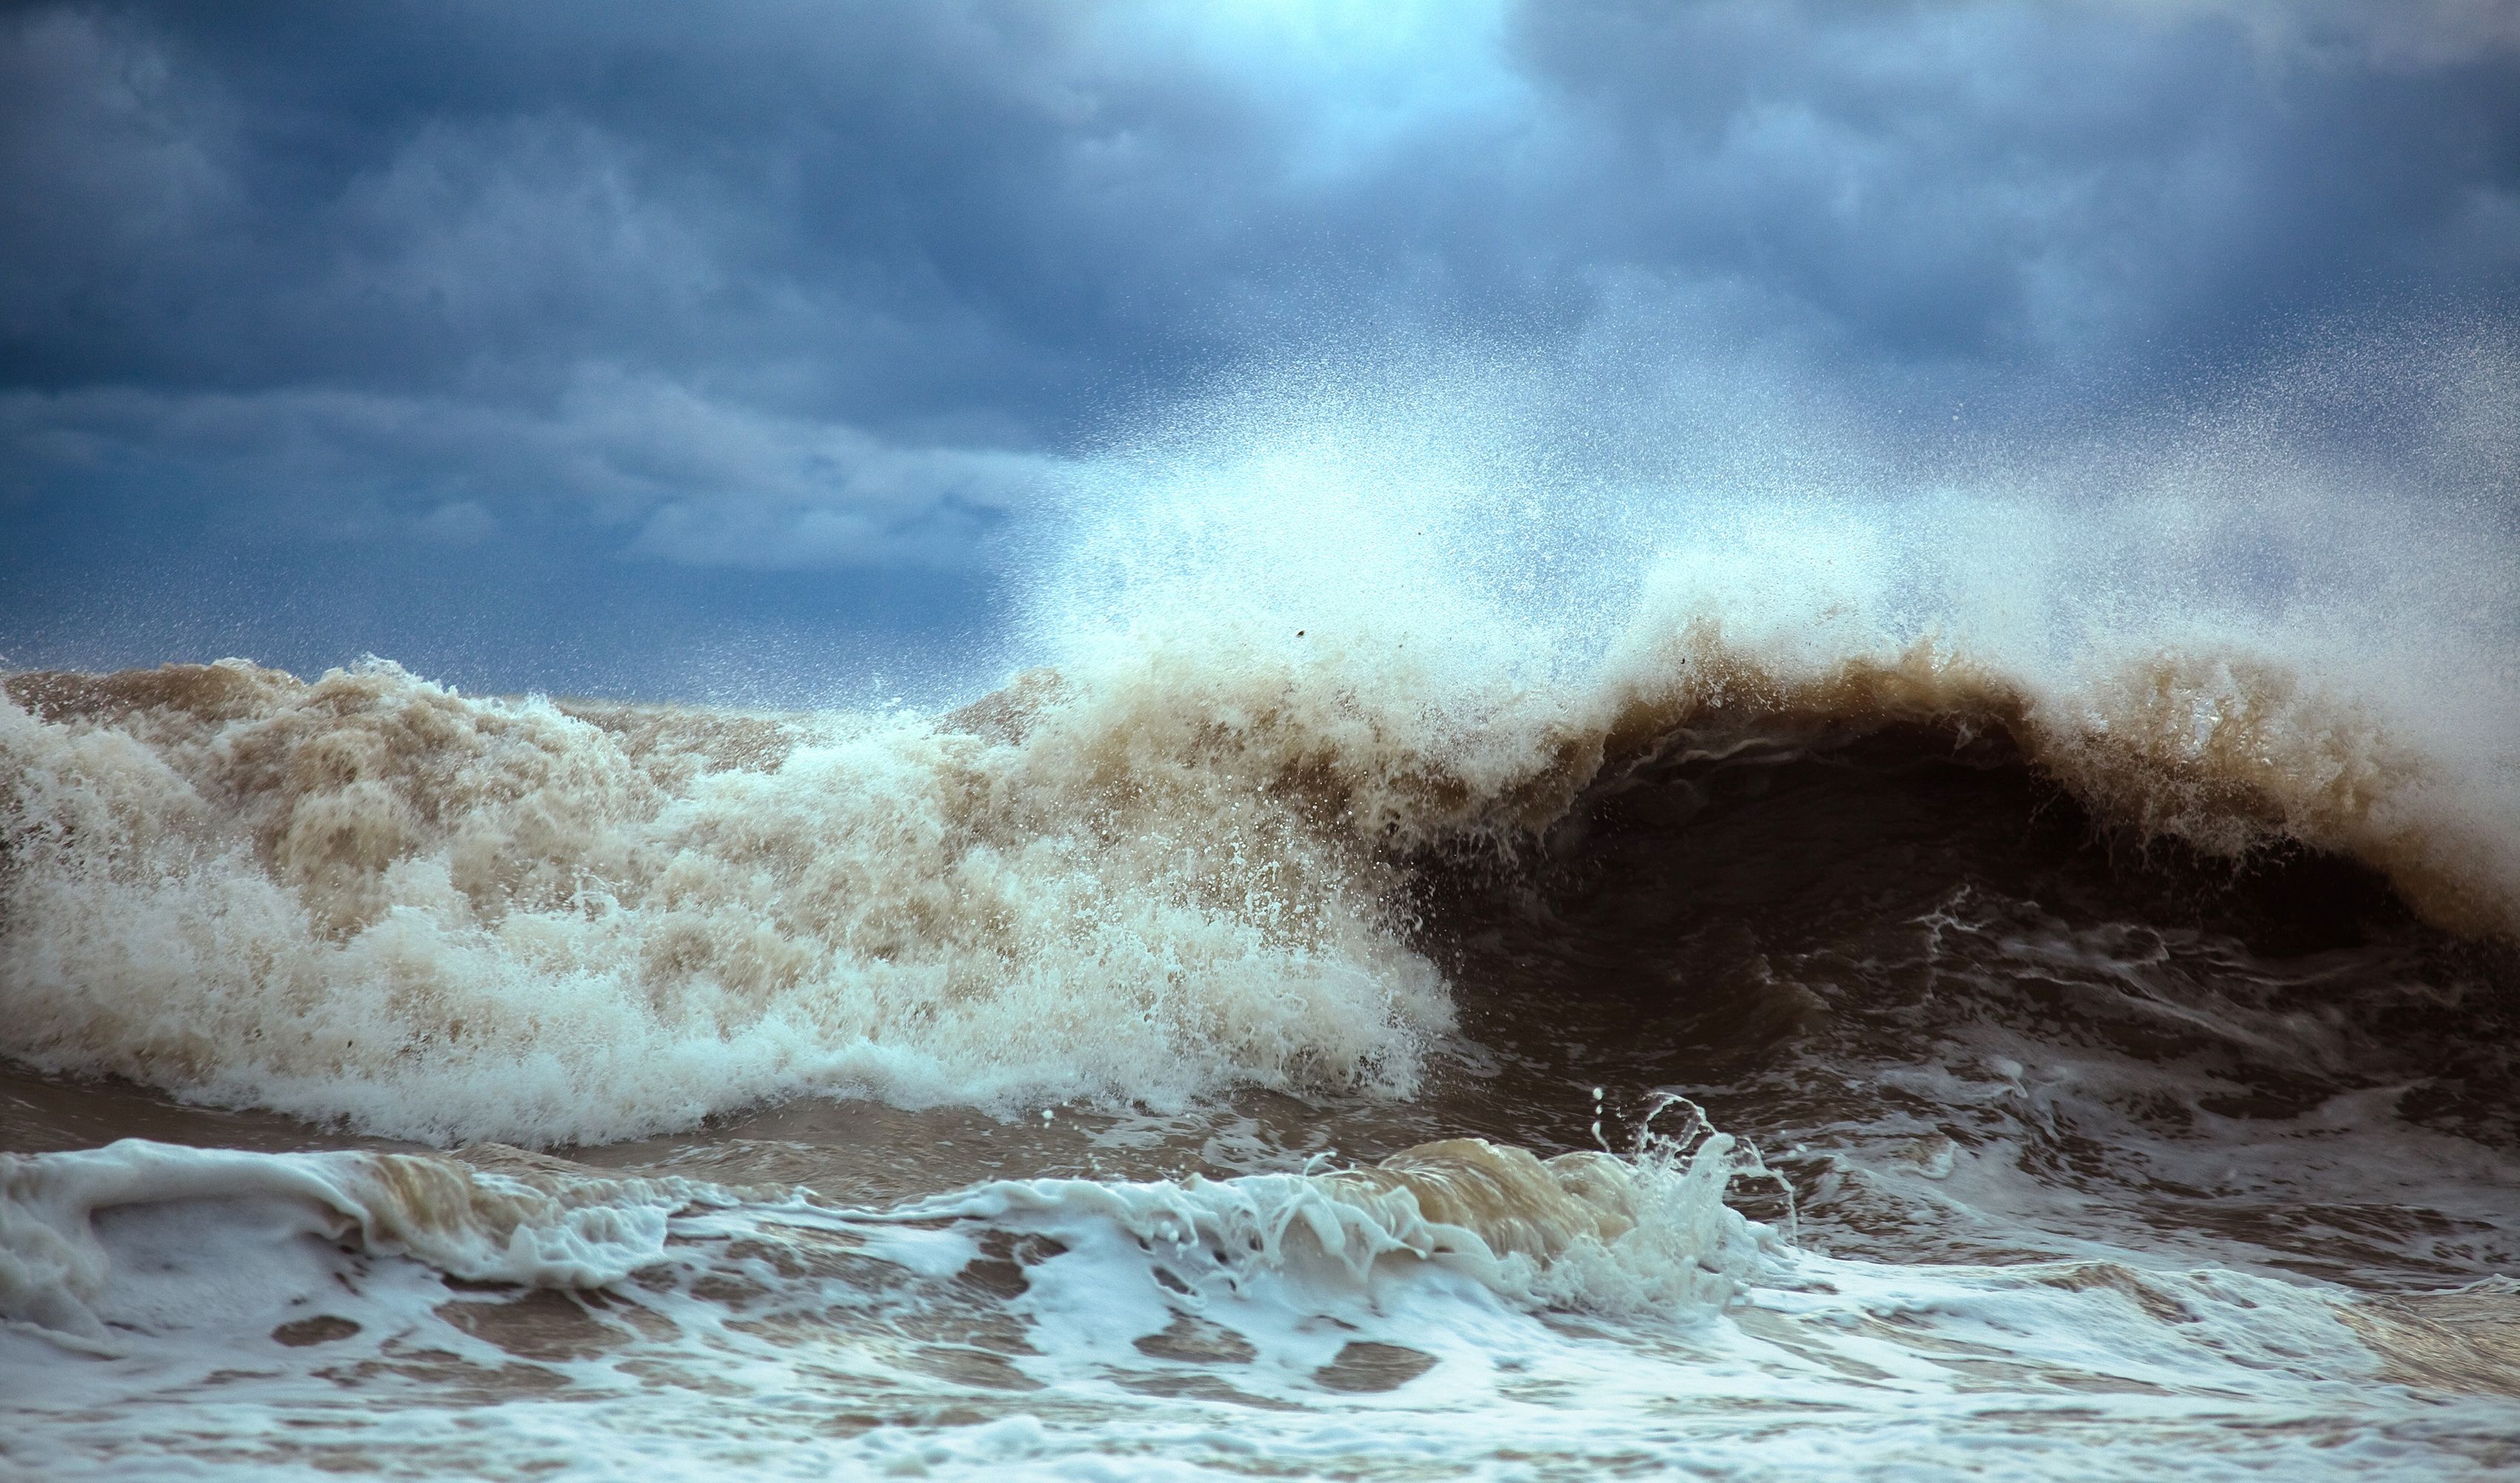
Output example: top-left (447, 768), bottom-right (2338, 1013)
top-left (5, 326), bottom-right (2519, 1476)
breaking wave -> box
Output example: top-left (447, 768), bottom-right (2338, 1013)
top-left (10, 1126), bottom-right (2511, 1481)
top-left (0, 1125), bottom-right (1773, 1350)
top-left (3, 612), bottom-right (2512, 1146)
top-left (4, 332), bottom-right (2515, 1149)
top-left (4, 332), bottom-right (2519, 1481)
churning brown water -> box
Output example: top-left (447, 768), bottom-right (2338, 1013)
top-left (4, 618), bottom-right (2517, 1479)
top-left (9, 320), bottom-right (2520, 1482)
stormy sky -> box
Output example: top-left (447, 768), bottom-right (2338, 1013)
top-left (3, 1), bottom-right (2515, 701)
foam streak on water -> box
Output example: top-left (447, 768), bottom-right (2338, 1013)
top-left (3, 1132), bottom-right (2515, 1481)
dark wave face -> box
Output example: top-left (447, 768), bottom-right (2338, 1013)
top-left (1411, 724), bottom-right (2520, 1285)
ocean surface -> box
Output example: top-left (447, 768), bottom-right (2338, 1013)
top-left (5, 364), bottom-right (2519, 1479)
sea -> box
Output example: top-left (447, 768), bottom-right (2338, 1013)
top-left (4, 354), bottom-right (2518, 1479)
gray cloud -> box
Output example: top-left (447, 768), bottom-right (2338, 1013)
top-left (1, 0), bottom-right (2513, 684)
top-left (1, 370), bottom-right (1053, 564)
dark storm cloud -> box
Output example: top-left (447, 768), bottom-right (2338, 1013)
top-left (1512, 1), bottom-right (2520, 367)
top-left (0, 0), bottom-right (2512, 677)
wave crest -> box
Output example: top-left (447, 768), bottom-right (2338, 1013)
top-left (2, 621), bottom-right (2511, 1143)
top-left (0, 1138), bottom-right (698, 1344)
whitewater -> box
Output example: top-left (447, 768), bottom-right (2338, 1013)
top-left (3, 337), bottom-right (2517, 1478)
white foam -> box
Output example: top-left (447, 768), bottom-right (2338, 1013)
top-left (5, 1136), bottom-right (2513, 1480)
top-left (3, 331), bottom-right (2514, 1146)
top-left (1, 1140), bottom-right (695, 1344)
top-left (0, 660), bottom-right (1453, 1143)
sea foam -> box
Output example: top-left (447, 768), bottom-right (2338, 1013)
top-left (4, 334), bottom-right (2514, 1146)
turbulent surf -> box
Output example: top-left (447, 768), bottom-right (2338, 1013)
top-left (4, 350), bottom-right (2518, 1478)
